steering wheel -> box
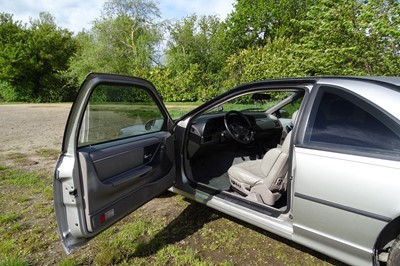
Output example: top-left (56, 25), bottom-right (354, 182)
top-left (223, 111), bottom-right (255, 144)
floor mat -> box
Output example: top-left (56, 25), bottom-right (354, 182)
top-left (207, 173), bottom-right (231, 191)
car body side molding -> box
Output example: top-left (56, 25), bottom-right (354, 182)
top-left (294, 192), bottom-right (392, 222)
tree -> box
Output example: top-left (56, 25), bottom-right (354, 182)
top-left (295, 0), bottom-right (400, 76)
top-left (357, 0), bottom-right (400, 75)
top-left (294, 0), bottom-right (367, 75)
top-left (103, 0), bottom-right (160, 21)
top-left (0, 13), bottom-right (25, 79)
top-left (223, 37), bottom-right (307, 88)
top-left (166, 15), bottom-right (227, 73)
top-left (224, 0), bottom-right (313, 51)
top-left (68, 0), bottom-right (162, 83)
top-left (163, 15), bottom-right (228, 101)
top-left (0, 13), bottom-right (29, 100)
top-left (0, 12), bottom-right (77, 102)
top-left (27, 12), bottom-right (77, 101)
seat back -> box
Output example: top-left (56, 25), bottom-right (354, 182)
top-left (292, 110), bottom-right (299, 125)
top-left (260, 131), bottom-right (292, 191)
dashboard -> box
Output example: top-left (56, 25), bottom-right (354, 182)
top-left (187, 112), bottom-right (283, 158)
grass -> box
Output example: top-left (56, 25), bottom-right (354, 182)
top-left (0, 166), bottom-right (45, 187)
top-left (0, 160), bottom-right (337, 266)
top-left (0, 256), bottom-right (28, 266)
top-left (7, 153), bottom-right (32, 165)
top-left (0, 164), bottom-right (56, 263)
top-left (35, 149), bottom-right (59, 160)
top-left (0, 212), bottom-right (18, 225)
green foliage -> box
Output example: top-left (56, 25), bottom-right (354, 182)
top-left (224, 0), bottom-right (400, 83)
top-left (0, 13), bottom-right (28, 82)
top-left (0, 13), bottom-right (33, 101)
top-left (163, 15), bottom-right (228, 102)
top-left (0, 81), bottom-right (17, 102)
top-left (225, 0), bottom-right (313, 51)
top-left (0, 212), bottom-right (18, 225)
top-left (148, 64), bottom-right (220, 102)
top-left (166, 15), bottom-right (227, 74)
top-left (0, 256), bottom-right (28, 266)
top-left (223, 37), bottom-right (307, 87)
top-left (89, 84), bottom-right (153, 103)
top-left (1, 1), bottom-right (400, 103)
top-left (0, 12), bottom-right (77, 102)
top-left (357, 0), bottom-right (400, 75)
top-left (148, 66), bottom-right (198, 102)
top-left (68, 0), bottom-right (162, 84)
top-left (294, 0), bottom-right (400, 76)
top-left (0, 166), bottom-right (45, 187)
top-left (294, 0), bottom-right (367, 75)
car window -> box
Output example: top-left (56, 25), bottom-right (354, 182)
top-left (205, 92), bottom-right (296, 114)
top-left (305, 86), bottom-right (400, 156)
top-left (279, 96), bottom-right (303, 119)
top-left (78, 84), bottom-right (165, 147)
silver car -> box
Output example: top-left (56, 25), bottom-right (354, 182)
top-left (53, 74), bottom-right (400, 265)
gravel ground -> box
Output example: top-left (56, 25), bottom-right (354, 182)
top-left (0, 103), bottom-right (71, 171)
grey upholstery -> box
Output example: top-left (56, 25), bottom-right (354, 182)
top-left (228, 110), bottom-right (298, 205)
top-left (228, 131), bottom-right (291, 205)
top-left (292, 110), bottom-right (299, 125)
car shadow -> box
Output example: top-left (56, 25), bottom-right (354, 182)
top-left (129, 198), bottom-right (345, 265)
top-left (224, 214), bottom-right (347, 265)
top-left (130, 200), bottom-right (219, 258)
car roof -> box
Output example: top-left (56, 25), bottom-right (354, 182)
top-left (359, 76), bottom-right (400, 86)
top-left (244, 76), bottom-right (400, 88)
top-left (316, 76), bottom-right (400, 87)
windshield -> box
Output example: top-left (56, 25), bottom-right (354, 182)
top-left (206, 92), bottom-right (294, 114)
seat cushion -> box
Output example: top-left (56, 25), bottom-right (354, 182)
top-left (228, 159), bottom-right (263, 186)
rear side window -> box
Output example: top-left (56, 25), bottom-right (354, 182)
top-left (78, 84), bottom-right (165, 147)
top-left (305, 86), bottom-right (400, 156)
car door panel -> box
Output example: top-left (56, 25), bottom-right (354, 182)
top-left (87, 137), bottom-right (164, 183)
top-left (292, 147), bottom-right (399, 265)
top-left (78, 132), bottom-right (174, 233)
top-left (53, 73), bottom-right (175, 253)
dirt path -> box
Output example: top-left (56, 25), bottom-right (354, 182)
top-left (0, 104), bottom-right (70, 149)
top-left (0, 104), bottom-right (71, 170)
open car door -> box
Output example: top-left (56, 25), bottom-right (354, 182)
top-left (53, 73), bottom-right (175, 253)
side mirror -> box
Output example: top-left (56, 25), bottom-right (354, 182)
top-left (145, 119), bottom-right (156, 130)
top-left (278, 109), bottom-right (289, 118)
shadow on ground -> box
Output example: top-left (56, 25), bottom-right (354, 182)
top-left (129, 194), bottom-right (345, 265)
top-left (131, 199), bottom-right (220, 258)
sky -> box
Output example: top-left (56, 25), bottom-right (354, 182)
top-left (0, 0), bottom-right (235, 33)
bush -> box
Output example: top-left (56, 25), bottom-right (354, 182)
top-left (222, 37), bottom-right (307, 89)
top-left (0, 81), bottom-right (17, 102)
